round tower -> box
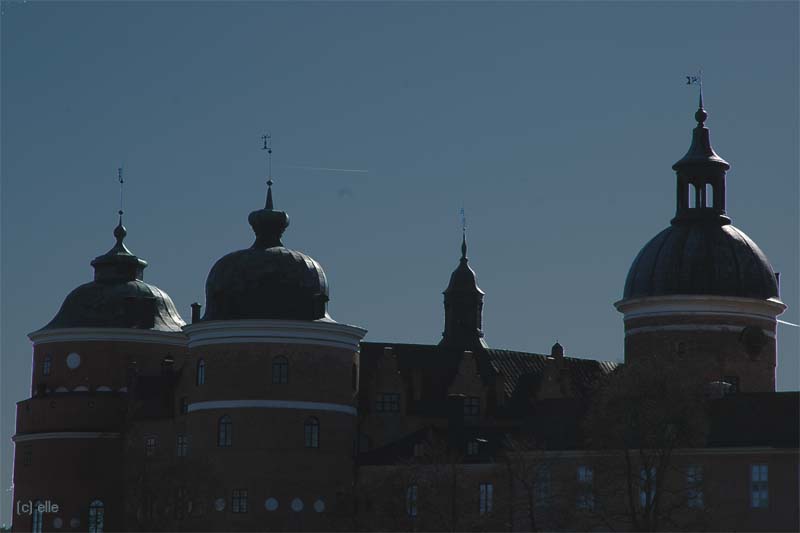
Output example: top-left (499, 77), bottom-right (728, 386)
top-left (179, 179), bottom-right (366, 531)
top-left (13, 217), bottom-right (186, 533)
top-left (615, 100), bottom-right (786, 392)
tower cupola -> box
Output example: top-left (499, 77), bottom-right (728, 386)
top-left (440, 231), bottom-right (488, 351)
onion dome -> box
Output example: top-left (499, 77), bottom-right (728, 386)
top-left (202, 181), bottom-right (329, 321)
top-left (39, 218), bottom-right (185, 331)
top-left (623, 102), bottom-right (779, 300)
top-left (440, 231), bottom-right (488, 350)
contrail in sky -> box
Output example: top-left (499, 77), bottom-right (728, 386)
top-left (777, 319), bottom-right (799, 327)
top-left (279, 165), bottom-right (369, 174)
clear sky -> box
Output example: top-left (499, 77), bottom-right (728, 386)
top-left (1, 1), bottom-right (797, 525)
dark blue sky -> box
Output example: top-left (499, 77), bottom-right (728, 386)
top-left (1, 1), bottom-right (797, 524)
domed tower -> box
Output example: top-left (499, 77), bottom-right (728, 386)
top-left (180, 177), bottom-right (366, 531)
top-left (14, 216), bottom-right (186, 533)
top-left (615, 99), bottom-right (786, 392)
top-left (439, 230), bottom-right (488, 351)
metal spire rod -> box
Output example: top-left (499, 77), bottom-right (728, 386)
top-left (262, 133), bottom-right (272, 179)
top-left (117, 166), bottom-right (124, 221)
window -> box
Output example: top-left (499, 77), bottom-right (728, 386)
top-left (688, 183), bottom-right (697, 208)
top-left (175, 487), bottom-right (187, 520)
top-left (218, 415), bottom-right (232, 447)
top-left (88, 500), bottom-right (104, 533)
top-left (750, 464), bottom-right (768, 508)
top-left (22, 444), bottom-right (32, 466)
top-left (305, 417), bottom-right (319, 448)
top-left (144, 435), bottom-right (157, 457)
top-left (176, 434), bottom-right (189, 457)
top-left (232, 489), bottom-right (248, 513)
top-left (376, 393), bottom-right (400, 413)
top-left (687, 465), bottom-right (703, 509)
top-left (406, 484), bottom-right (418, 518)
top-left (272, 356), bottom-right (288, 384)
top-left (42, 355), bottom-right (52, 376)
top-left (640, 467), bottom-right (656, 508)
top-left (535, 464), bottom-right (551, 507)
top-left (479, 483), bottom-right (493, 515)
top-left (464, 397), bottom-right (480, 416)
top-left (196, 359), bottom-right (206, 386)
top-left (466, 440), bottom-right (479, 456)
top-left (577, 465), bottom-right (594, 510)
top-left (32, 500), bottom-right (43, 533)
top-left (180, 396), bottom-right (189, 414)
top-left (723, 375), bottom-right (740, 394)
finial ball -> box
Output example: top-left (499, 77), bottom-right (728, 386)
top-left (267, 179), bottom-right (273, 187)
top-left (695, 108), bottom-right (708, 125)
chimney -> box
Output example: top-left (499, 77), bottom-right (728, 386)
top-left (191, 302), bottom-right (202, 324)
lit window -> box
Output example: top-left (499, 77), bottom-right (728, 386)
top-left (88, 500), bottom-right (104, 533)
top-left (176, 434), bottom-right (189, 457)
top-left (466, 440), bottom-right (479, 456)
top-left (406, 484), bottom-right (418, 517)
top-left (464, 397), bottom-right (480, 416)
top-left (196, 359), bottom-right (206, 386)
top-left (750, 464), bottom-right (768, 508)
top-left (535, 464), bottom-right (551, 507)
top-left (180, 396), bottom-right (189, 415)
top-left (479, 483), bottom-right (493, 515)
top-left (42, 355), bottom-right (52, 376)
top-left (577, 465), bottom-right (594, 510)
top-left (305, 417), bottom-right (319, 448)
top-left (218, 415), bottom-right (232, 447)
top-left (32, 500), bottom-right (43, 533)
top-left (376, 393), bottom-right (400, 413)
top-left (144, 436), bottom-right (158, 457)
top-left (640, 467), bottom-right (656, 508)
top-left (687, 465), bottom-right (704, 509)
top-left (232, 489), bottom-right (248, 513)
top-left (272, 356), bottom-right (288, 384)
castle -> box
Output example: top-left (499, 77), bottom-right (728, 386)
top-left (11, 101), bottom-right (798, 532)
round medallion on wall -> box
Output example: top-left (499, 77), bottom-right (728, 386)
top-left (53, 517), bottom-right (63, 529)
top-left (66, 352), bottom-right (81, 369)
top-left (313, 499), bottom-right (325, 513)
top-left (69, 517), bottom-right (80, 528)
top-left (214, 498), bottom-right (225, 511)
top-left (265, 498), bottom-right (279, 511)
top-left (291, 498), bottom-right (303, 512)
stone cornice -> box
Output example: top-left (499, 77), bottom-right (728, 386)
top-left (614, 295), bottom-right (786, 320)
top-left (28, 327), bottom-right (188, 346)
top-left (183, 318), bottom-right (367, 351)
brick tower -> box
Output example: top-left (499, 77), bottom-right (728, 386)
top-left (13, 217), bottom-right (186, 533)
top-left (178, 179), bottom-right (366, 531)
top-left (615, 99), bottom-right (786, 392)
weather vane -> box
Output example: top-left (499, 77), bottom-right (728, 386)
top-left (262, 133), bottom-right (273, 182)
top-left (117, 166), bottom-right (124, 219)
top-left (686, 69), bottom-right (703, 108)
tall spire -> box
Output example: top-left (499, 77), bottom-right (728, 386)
top-left (249, 134), bottom-right (289, 248)
top-left (671, 80), bottom-right (731, 224)
top-left (440, 221), bottom-right (487, 351)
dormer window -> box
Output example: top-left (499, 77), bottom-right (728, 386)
top-left (42, 355), bottom-right (52, 376)
top-left (464, 397), bottom-right (480, 416)
top-left (376, 393), bottom-right (400, 413)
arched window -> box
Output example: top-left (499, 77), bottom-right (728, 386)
top-left (88, 500), bottom-right (104, 533)
top-left (688, 183), bottom-right (697, 208)
top-left (272, 356), bottom-right (288, 384)
top-left (304, 417), bottom-right (319, 448)
top-left (32, 500), bottom-right (43, 533)
top-left (705, 183), bottom-right (714, 208)
top-left (196, 359), bottom-right (206, 386)
top-left (42, 355), bottom-right (52, 376)
top-left (218, 415), bottom-right (232, 447)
